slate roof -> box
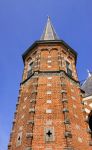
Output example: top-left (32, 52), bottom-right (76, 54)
top-left (40, 16), bottom-right (59, 40)
top-left (22, 17), bottom-right (77, 63)
top-left (81, 72), bottom-right (92, 97)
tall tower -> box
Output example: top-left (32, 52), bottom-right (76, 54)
top-left (8, 17), bottom-right (92, 150)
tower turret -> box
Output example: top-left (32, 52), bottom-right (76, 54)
top-left (8, 17), bottom-right (92, 150)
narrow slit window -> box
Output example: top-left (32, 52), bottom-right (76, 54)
top-left (16, 132), bottom-right (22, 147)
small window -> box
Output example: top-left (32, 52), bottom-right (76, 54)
top-left (28, 62), bottom-right (33, 71)
top-left (44, 127), bottom-right (55, 142)
top-left (66, 61), bottom-right (72, 77)
top-left (16, 132), bottom-right (22, 147)
top-left (66, 61), bottom-right (70, 69)
top-left (27, 62), bottom-right (33, 78)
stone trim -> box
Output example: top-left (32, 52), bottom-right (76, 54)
top-left (21, 70), bottom-right (79, 85)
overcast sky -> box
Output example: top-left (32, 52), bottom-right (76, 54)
top-left (0, 0), bottom-right (92, 149)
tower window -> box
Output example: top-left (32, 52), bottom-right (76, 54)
top-left (45, 127), bottom-right (55, 142)
top-left (27, 62), bottom-right (33, 78)
top-left (47, 130), bottom-right (52, 137)
top-left (16, 132), bottom-right (22, 147)
top-left (66, 61), bottom-right (72, 77)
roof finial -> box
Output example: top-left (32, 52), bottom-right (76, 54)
top-left (87, 69), bottom-right (92, 77)
top-left (47, 15), bottom-right (50, 19)
top-left (40, 16), bottom-right (59, 40)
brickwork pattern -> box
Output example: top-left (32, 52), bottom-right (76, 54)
top-left (8, 44), bottom-right (91, 150)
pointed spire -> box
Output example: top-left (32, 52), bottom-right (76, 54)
top-left (87, 69), bottom-right (92, 77)
top-left (40, 16), bottom-right (59, 40)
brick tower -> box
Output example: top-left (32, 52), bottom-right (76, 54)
top-left (8, 17), bottom-right (92, 150)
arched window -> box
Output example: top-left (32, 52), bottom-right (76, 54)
top-left (27, 61), bottom-right (33, 78)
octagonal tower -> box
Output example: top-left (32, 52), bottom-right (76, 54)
top-left (8, 17), bottom-right (92, 150)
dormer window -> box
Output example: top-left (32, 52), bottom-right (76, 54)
top-left (27, 62), bottom-right (33, 78)
top-left (66, 61), bottom-right (72, 77)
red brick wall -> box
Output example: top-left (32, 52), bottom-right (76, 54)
top-left (8, 43), bottom-right (91, 150)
